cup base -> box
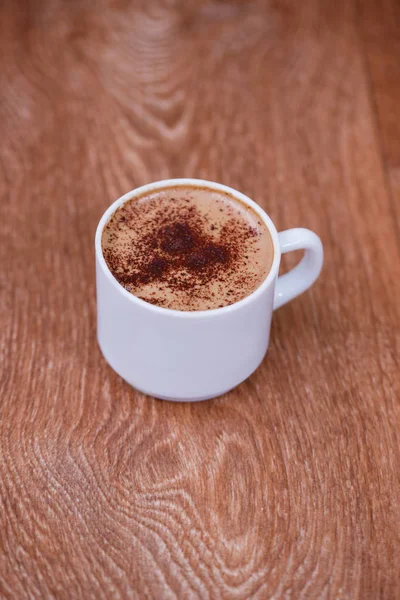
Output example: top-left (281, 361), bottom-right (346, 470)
top-left (153, 390), bottom-right (232, 403)
top-left (131, 381), bottom-right (233, 402)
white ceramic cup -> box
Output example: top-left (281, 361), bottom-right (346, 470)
top-left (95, 179), bottom-right (323, 402)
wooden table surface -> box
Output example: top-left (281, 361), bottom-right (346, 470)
top-left (1, 1), bottom-right (399, 598)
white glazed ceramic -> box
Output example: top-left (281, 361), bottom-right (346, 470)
top-left (95, 179), bottom-right (323, 401)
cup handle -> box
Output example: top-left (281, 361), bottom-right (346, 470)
top-left (273, 228), bottom-right (323, 310)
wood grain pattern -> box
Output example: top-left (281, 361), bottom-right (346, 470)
top-left (358, 0), bottom-right (400, 233)
top-left (1, 1), bottom-right (399, 598)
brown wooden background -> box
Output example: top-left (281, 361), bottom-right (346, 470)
top-left (1, 1), bottom-right (400, 598)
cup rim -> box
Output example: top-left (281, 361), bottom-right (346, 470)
top-left (95, 178), bottom-right (281, 318)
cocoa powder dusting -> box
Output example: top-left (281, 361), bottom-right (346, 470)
top-left (102, 186), bottom-right (274, 311)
